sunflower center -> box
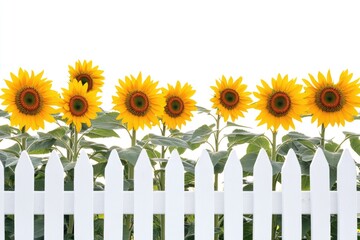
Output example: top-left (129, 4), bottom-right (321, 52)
top-left (316, 87), bottom-right (343, 112)
top-left (165, 96), bottom-right (184, 118)
top-left (267, 92), bottom-right (291, 117)
top-left (69, 95), bottom-right (88, 116)
top-left (126, 91), bottom-right (149, 116)
top-left (15, 88), bottom-right (42, 115)
top-left (220, 89), bottom-right (239, 109)
top-left (76, 74), bottom-right (93, 91)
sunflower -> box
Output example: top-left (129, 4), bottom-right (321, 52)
top-left (60, 79), bottom-right (101, 132)
top-left (303, 70), bottom-right (360, 127)
top-left (253, 74), bottom-right (305, 131)
top-left (162, 81), bottom-right (197, 129)
top-left (112, 72), bottom-right (165, 131)
top-left (210, 75), bottom-right (252, 122)
top-left (0, 68), bottom-right (59, 131)
top-left (68, 60), bottom-right (104, 92)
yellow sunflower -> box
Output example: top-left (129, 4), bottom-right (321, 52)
top-left (112, 72), bottom-right (165, 131)
top-left (253, 74), bottom-right (305, 131)
top-left (303, 70), bottom-right (360, 127)
top-left (60, 79), bottom-right (102, 132)
top-left (0, 68), bottom-right (59, 131)
top-left (210, 75), bottom-right (252, 122)
top-left (162, 81), bottom-right (197, 129)
top-left (68, 60), bottom-right (104, 92)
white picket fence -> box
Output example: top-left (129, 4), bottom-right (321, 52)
top-left (0, 148), bottom-right (358, 239)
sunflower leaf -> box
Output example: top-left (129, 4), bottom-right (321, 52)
top-left (91, 111), bottom-right (126, 130)
top-left (84, 128), bottom-right (119, 138)
top-left (147, 134), bottom-right (189, 148)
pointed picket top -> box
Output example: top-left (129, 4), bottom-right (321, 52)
top-left (134, 149), bottom-right (153, 240)
top-left (195, 149), bottom-right (214, 240)
top-left (224, 149), bottom-right (242, 173)
top-left (45, 150), bottom-right (64, 240)
top-left (15, 150), bottom-right (34, 239)
top-left (253, 149), bottom-right (272, 240)
top-left (104, 149), bottom-right (124, 239)
top-left (282, 149), bottom-right (300, 173)
top-left (0, 155), bottom-right (4, 240)
top-left (165, 150), bottom-right (184, 240)
top-left (224, 150), bottom-right (243, 239)
top-left (195, 149), bottom-right (213, 173)
top-left (310, 148), bottom-right (330, 239)
top-left (282, 149), bottom-right (301, 240)
top-left (76, 149), bottom-right (92, 169)
top-left (16, 151), bottom-right (33, 172)
top-left (337, 149), bottom-right (357, 240)
top-left (135, 149), bottom-right (152, 170)
top-left (106, 149), bottom-right (124, 171)
top-left (166, 149), bottom-right (183, 171)
top-left (46, 150), bottom-right (63, 172)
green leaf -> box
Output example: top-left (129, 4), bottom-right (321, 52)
top-left (84, 128), bottom-right (119, 138)
top-left (91, 111), bottom-right (125, 130)
top-left (227, 129), bottom-right (262, 147)
top-left (48, 127), bottom-right (68, 138)
top-left (0, 109), bottom-right (10, 118)
top-left (208, 151), bottom-right (229, 174)
top-left (226, 121), bottom-right (250, 129)
top-left (196, 106), bottom-right (211, 114)
top-left (147, 134), bottom-right (189, 148)
top-left (349, 137), bottom-right (360, 156)
top-left (117, 146), bottom-right (142, 166)
top-left (246, 136), bottom-right (271, 154)
top-left (27, 137), bottom-right (56, 154)
top-left (240, 152), bottom-right (258, 173)
top-left (188, 124), bottom-right (215, 144)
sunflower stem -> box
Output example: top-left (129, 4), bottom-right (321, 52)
top-left (320, 124), bottom-right (326, 149)
top-left (126, 129), bottom-right (136, 239)
top-left (271, 129), bottom-right (279, 240)
top-left (73, 128), bottom-right (78, 161)
top-left (21, 126), bottom-right (26, 151)
top-left (214, 114), bottom-right (221, 240)
top-left (160, 122), bottom-right (166, 240)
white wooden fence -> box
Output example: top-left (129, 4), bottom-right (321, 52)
top-left (0, 148), bottom-right (359, 239)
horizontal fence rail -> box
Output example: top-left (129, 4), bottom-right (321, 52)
top-left (0, 148), bottom-right (359, 239)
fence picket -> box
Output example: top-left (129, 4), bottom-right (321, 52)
top-left (281, 149), bottom-right (301, 240)
top-left (195, 150), bottom-right (214, 240)
top-left (134, 149), bottom-right (153, 240)
top-left (104, 149), bottom-right (123, 239)
top-left (310, 148), bottom-right (330, 240)
top-left (224, 150), bottom-right (243, 240)
top-left (44, 151), bottom-right (64, 240)
top-left (74, 150), bottom-right (94, 239)
top-left (337, 149), bottom-right (357, 240)
top-left (0, 159), bottom-right (3, 240)
top-left (15, 151), bottom-right (34, 239)
top-left (253, 149), bottom-right (272, 240)
top-left (165, 150), bottom-right (184, 240)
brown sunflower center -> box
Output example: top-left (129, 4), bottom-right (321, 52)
top-left (15, 88), bottom-right (42, 115)
top-left (267, 92), bottom-right (291, 117)
top-left (69, 95), bottom-right (88, 116)
top-left (126, 91), bottom-right (149, 116)
top-left (220, 88), bottom-right (239, 109)
top-left (315, 87), bottom-right (343, 112)
top-left (165, 96), bottom-right (184, 118)
top-left (76, 74), bottom-right (93, 91)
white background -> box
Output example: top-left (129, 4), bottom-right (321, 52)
top-left (1, 0), bottom-right (360, 157)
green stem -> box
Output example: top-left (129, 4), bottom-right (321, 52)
top-left (214, 114), bottom-right (221, 240)
top-left (126, 129), bottom-right (137, 240)
top-left (69, 124), bottom-right (74, 162)
top-left (320, 124), bottom-right (325, 149)
top-left (271, 129), bottom-right (278, 240)
top-left (21, 126), bottom-right (26, 151)
top-left (160, 122), bottom-right (166, 240)
top-left (73, 128), bottom-right (78, 161)
top-left (67, 216), bottom-right (74, 235)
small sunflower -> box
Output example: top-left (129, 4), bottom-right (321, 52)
top-left (210, 75), bottom-right (252, 122)
top-left (303, 70), bottom-right (360, 127)
top-left (112, 72), bottom-right (165, 131)
top-left (162, 81), bottom-right (197, 129)
top-left (60, 79), bottom-right (101, 132)
top-left (68, 60), bottom-right (104, 92)
top-left (0, 68), bottom-right (59, 131)
top-left (253, 74), bottom-right (305, 131)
